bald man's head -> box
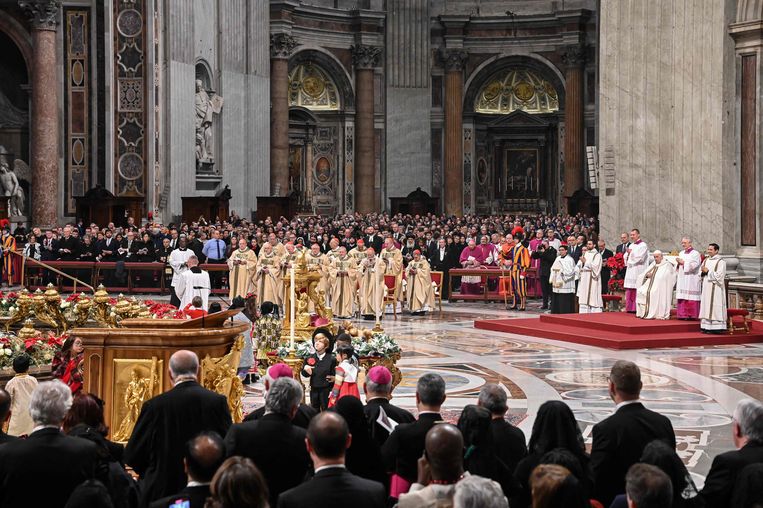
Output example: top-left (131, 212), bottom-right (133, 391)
top-left (307, 411), bottom-right (350, 460)
top-left (185, 432), bottom-right (225, 483)
top-left (0, 388), bottom-right (10, 423)
top-left (425, 424), bottom-right (464, 481)
top-left (169, 350), bottom-right (199, 382)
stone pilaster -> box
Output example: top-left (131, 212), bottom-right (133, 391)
top-left (440, 48), bottom-right (467, 216)
top-left (352, 44), bottom-right (381, 213)
top-left (562, 44), bottom-right (585, 208)
top-left (269, 33), bottom-right (297, 197)
top-left (20, 0), bottom-right (61, 227)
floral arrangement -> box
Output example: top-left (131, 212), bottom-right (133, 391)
top-left (275, 341), bottom-right (314, 359)
top-left (353, 333), bottom-right (401, 358)
top-left (608, 278), bottom-right (624, 292)
top-left (0, 291), bottom-right (19, 315)
top-left (0, 332), bottom-right (66, 370)
top-left (143, 300), bottom-right (185, 319)
top-left (607, 252), bottom-right (626, 281)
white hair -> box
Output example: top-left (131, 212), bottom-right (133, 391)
top-left (454, 475), bottom-right (508, 508)
top-left (734, 398), bottom-right (763, 443)
top-left (653, 250), bottom-right (663, 256)
top-left (265, 377), bottom-right (303, 416)
top-left (30, 380), bottom-right (73, 426)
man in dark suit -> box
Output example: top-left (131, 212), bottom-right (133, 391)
top-left (125, 350), bottom-right (232, 507)
top-left (0, 381), bottom-right (101, 508)
top-left (477, 383), bottom-right (527, 475)
top-left (381, 373), bottom-right (446, 487)
top-left (365, 226), bottom-right (383, 253)
top-left (149, 432), bottom-right (225, 508)
top-left (429, 238), bottom-right (453, 298)
top-left (244, 363), bottom-right (318, 429)
top-left (277, 411), bottom-right (387, 508)
top-left (57, 225), bottom-right (80, 261)
top-left (0, 388), bottom-right (17, 445)
top-left (568, 236), bottom-right (583, 264)
top-left (591, 360), bottom-right (676, 507)
top-left (363, 366), bottom-right (415, 448)
top-left (225, 377), bottom-right (311, 507)
top-left (615, 232), bottom-right (631, 255)
top-left (597, 240), bottom-right (614, 294)
top-left (700, 398), bottom-right (763, 508)
top-left (531, 240), bottom-right (557, 310)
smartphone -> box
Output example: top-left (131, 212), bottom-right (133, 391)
top-left (170, 500), bottom-right (190, 508)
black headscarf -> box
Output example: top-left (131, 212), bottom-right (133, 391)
top-left (528, 401), bottom-right (586, 459)
top-left (332, 396), bottom-right (386, 485)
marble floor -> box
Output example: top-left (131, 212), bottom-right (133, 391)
top-left (242, 300), bottom-right (763, 487)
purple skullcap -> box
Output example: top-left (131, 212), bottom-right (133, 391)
top-left (268, 363), bottom-right (294, 380)
top-left (368, 365), bottom-right (392, 385)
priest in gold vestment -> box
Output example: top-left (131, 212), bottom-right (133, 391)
top-left (254, 243), bottom-right (282, 307)
top-left (405, 250), bottom-right (435, 314)
top-left (227, 238), bottom-right (257, 299)
top-left (380, 237), bottom-right (404, 311)
top-left (329, 246), bottom-right (358, 319)
top-left (358, 248), bottom-right (386, 320)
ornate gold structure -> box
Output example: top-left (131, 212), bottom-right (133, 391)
top-left (201, 335), bottom-right (246, 423)
top-left (282, 250), bottom-right (334, 342)
top-left (288, 63), bottom-right (340, 111)
top-left (111, 358), bottom-right (162, 443)
top-left (359, 352), bottom-right (403, 388)
top-left (475, 68), bottom-right (559, 115)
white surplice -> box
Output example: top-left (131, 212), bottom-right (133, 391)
top-left (576, 250), bottom-right (603, 312)
top-left (176, 267), bottom-right (211, 311)
top-left (168, 248), bottom-right (194, 289)
top-left (699, 255), bottom-right (727, 330)
top-left (676, 248), bottom-right (702, 301)
top-left (550, 255), bottom-right (577, 293)
top-left (636, 260), bottom-right (677, 320)
top-left (624, 241), bottom-right (649, 289)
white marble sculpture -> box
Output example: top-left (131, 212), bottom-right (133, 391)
top-left (195, 79), bottom-right (224, 167)
top-left (0, 160), bottom-right (27, 217)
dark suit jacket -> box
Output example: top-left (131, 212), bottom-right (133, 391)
top-left (244, 403), bottom-right (318, 429)
top-left (301, 352), bottom-right (337, 390)
top-left (124, 381), bottom-right (232, 507)
top-left (57, 236), bottom-right (80, 261)
top-left (490, 417), bottom-right (527, 475)
top-left (0, 427), bottom-right (100, 508)
top-left (616, 243), bottom-right (630, 255)
top-left (277, 467), bottom-right (386, 508)
top-left (364, 398), bottom-right (416, 448)
top-left (366, 235), bottom-right (383, 253)
top-left (531, 246), bottom-right (557, 279)
top-left (149, 484), bottom-right (211, 508)
top-left (0, 431), bottom-right (17, 445)
top-left (381, 412), bottom-right (443, 483)
top-left (40, 237), bottom-right (59, 261)
top-left (569, 245), bottom-right (582, 264)
top-left (598, 248), bottom-right (614, 293)
top-left (97, 238), bottom-right (118, 261)
top-left (591, 402), bottom-right (676, 506)
top-left (701, 441), bottom-right (763, 508)
top-left (224, 413), bottom-right (311, 507)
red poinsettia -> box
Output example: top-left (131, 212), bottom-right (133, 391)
top-left (65, 294), bottom-right (81, 303)
top-left (608, 279), bottom-right (624, 292)
top-left (307, 358), bottom-right (316, 366)
top-left (607, 252), bottom-right (626, 272)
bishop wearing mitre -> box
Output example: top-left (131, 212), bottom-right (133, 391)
top-left (699, 243), bottom-right (727, 334)
top-left (405, 250), bottom-right (435, 315)
top-left (576, 240), bottom-right (603, 313)
top-left (636, 250), bottom-right (677, 320)
top-left (227, 237), bottom-right (257, 299)
top-left (624, 229), bottom-right (649, 313)
top-left (254, 242), bottom-right (282, 307)
top-left (380, 237), bottom-right (404, 311)
top-left (358, 248), bottom-right (386, 320)
top-left (329, 246), bottom-right (357, 319)
top-left (550, 244), bottom-right (577, 314)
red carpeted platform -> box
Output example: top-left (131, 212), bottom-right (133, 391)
top-left (474, 312), bottom-right (763, 349)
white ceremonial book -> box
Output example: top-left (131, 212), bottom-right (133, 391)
top-left (376, 406), bottom-right (399, 434)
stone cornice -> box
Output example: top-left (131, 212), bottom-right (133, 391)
top-left (562, 44), bottom-right (586, 68)
top-left (351, 44), bottom-right (382, 69)
top-left (19, 0), bottom-right (60, 31)
top-left (270, 33), bottom-right (297, 60)
top-left (438, 48), bottom-right (469, 72)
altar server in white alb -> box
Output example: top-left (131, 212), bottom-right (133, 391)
top-left (550, 244), bottom-right (577, 314)
top-left (676, 237), bottom-right (702, 320)
top-left (624, 229), bottom-right (649, 313)
top-left (576, 240), bottom-right (603, 313)
top-left (175, 255), bottom-right (211, 311)
top-left (699, 243), bottom-right (727, 334)
top-left (636, 250), bottom-right (677, 320)
top-left (168, 235), bottom-right (194, 307)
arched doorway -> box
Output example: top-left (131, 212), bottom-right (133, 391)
top-left (464, 57), bottom-right (565, 214)
top-left (0, 28), bottom-right (30, 174)
top-left (288, 51), bottom-right (354, 215)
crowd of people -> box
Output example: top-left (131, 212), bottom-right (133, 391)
top-left (0, 354), bottom-right (761, 508)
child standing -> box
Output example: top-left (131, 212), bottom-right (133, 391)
top-left (302, 329), bottom-right (336, 411)
top-left (328, 344), bottom-right (360, 408)
top-left (183, 296), bottom-right (208, 319)
top-left (5, 354), bottom-right (37, 436)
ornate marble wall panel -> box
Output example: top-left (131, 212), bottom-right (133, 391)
top-left (598, 0), bottom-right (736, 252)
top-left (64, 8), bottom-right (90, 216)
top-left (463, 125), bottom-right (473, 214)
top-left (385, 0), bottom-right (431, 204)
top-left (113, 0), bottom-right (148, 200)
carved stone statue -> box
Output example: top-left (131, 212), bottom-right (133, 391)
top-left (195, 79), bottom-right (223, 168)
top-left (0, 160), bottom-right (26, 217)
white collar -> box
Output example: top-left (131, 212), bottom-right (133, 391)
top-left (186, 481), bottom-right (210, 488)
top-left (32, 424), bottom-right (59, 434)
top-left (615, 399), bottom-right (641, 411)
top-left (315, 464), bottom-right (346, 474)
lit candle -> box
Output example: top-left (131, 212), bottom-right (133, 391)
top-left (290, 267), bottom-right (296, 349)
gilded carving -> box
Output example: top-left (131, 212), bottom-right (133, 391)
top-left (201, 336), bottom-right (246, 423)
top-left (111, 358), bottom-right (162, 442)
top-left (475, 68), bottom-right (559, 115)
top-left (288, 64), bottom-right (340, 111)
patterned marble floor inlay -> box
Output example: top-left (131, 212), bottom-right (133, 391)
top-left (243, 302), bottom-right (761, 484)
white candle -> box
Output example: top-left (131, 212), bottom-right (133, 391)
top-left (290, 267), bottom-right (296, 349)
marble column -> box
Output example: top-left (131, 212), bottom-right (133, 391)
top-left (20, 0), bottom-right (60, 227)
top-left (270, 33), bottom-right (296, 197)
top-left (352, 45), bottom-right (381, 214)
top-left (562, 45), bottom-right (585, 208)
top-left (740, 54), bottom-right (757, 246)
top-left (441, 49), bottom-right (467, 216)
